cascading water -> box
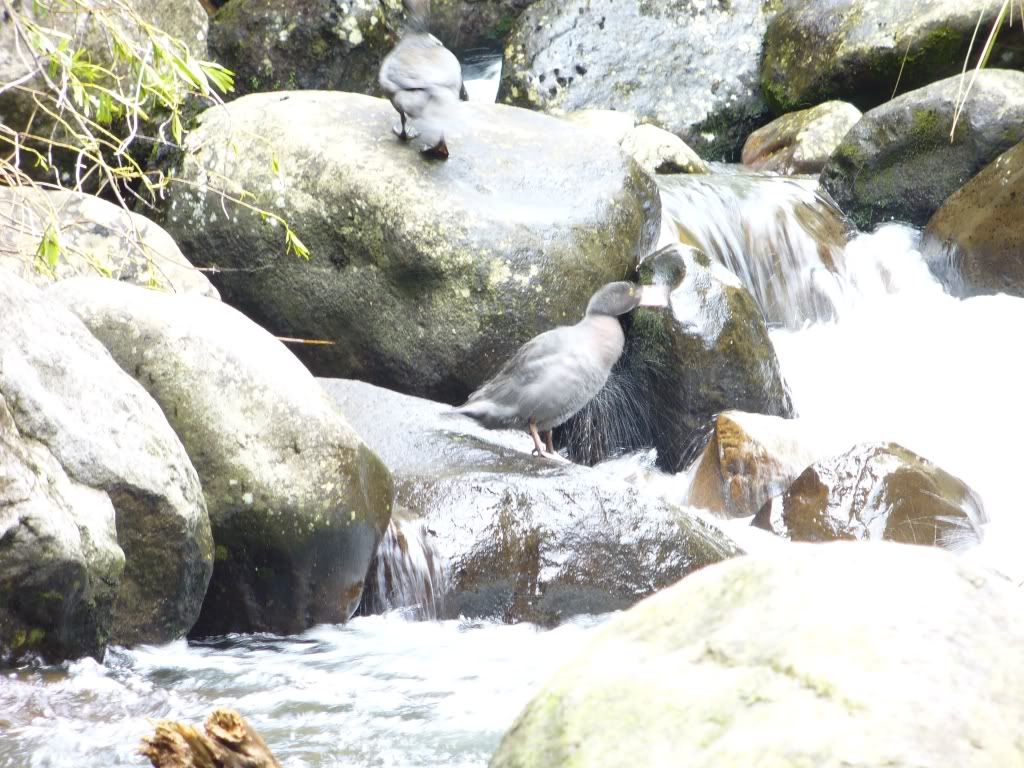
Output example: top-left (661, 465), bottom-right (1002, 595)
top-left (362, 512), bottom-right (449, 620)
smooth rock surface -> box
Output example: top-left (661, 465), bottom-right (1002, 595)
top-left (1, 272), bottom-right (211, 648)
top-left (558, 245), bottom-right (794, 472)
top-left (491, 542), bottom-right (1024, 768)
top-left (499, 0), bottom-right (776, 160)
top-left (742, 101), bottom-right (861, 175)
top-left (762, 0), bottom-right (1024, 113)
top-left (0, 393), bottom-right (124, 665)
top-left (52, 277), bottom-right (394, 636)
top-left (621, 124), bottom-right (709, 175)
top-left (157, 90), bottom-right (658, 403)
top-left (325, 378), bottom-right (741, 625)
top-left (922, 138), bottom-right (1024, 298)
top-left (753, 442), bottom-right (986, 550)
top-left (820, 70), bottom-right (1024, 229)
top-left (0, 187), bottom-right (217, 297)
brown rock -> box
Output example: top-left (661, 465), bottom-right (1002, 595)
top-left (753, 442), bottom-right (986, 550)
top-left (742, 101), bottom-right (861, 175)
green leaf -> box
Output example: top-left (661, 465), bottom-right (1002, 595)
top-left (35, 224), bottom-right (62, 273)
top-left (286, 229), bottom-right (310, 260)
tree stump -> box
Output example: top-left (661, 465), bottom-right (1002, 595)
top-left (140, 708), bottom-right (281, 768)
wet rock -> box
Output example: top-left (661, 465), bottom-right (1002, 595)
top-left (762, 0), bottom-right (1024, 114)
top-left (1, 272), bottom-right (211, 649)
top-left (621, 124), bottom-right (709, 176)
top-left (51, 277), bottom-right (394, 636)
top-left (0, 187), bottom-right (217, 298)
top-left (742, 101), bottom-right (861, 175)
top-left (490, 542), bottom-right (1024, 768)
top-left (921, 139), bottom-right (1024, 298)
top-left (0, 394), bottom-right (124, 665)
top-left (753, 442), bottom-right (986, 550)
top-left (561, 109), bottom-right (637, 145)
top-left (559, 245), bottom-right (794, 472)
top-left (687, 411), bottom-right (836, 519)
top-left (209, 0), bottom-right (399, 99)
top-left (0, 0), bottom-right (208, 172)
top-left (324, 379), bottom-right (741, 625)
top-left (157, 91), bottom-right (658, 403)
top-left (820, 70), bottom-right (1024, 230)
top-left (498, 0), bottom-right (775, 160)
top-left (426, 0), bottom-right (536, 55)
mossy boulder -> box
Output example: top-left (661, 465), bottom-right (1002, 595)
top-left (753, 442), bottom-right (986, 550)
top-left (922, 139), bottom-right (1024, 298)
top-left (762, 0), bottom-right (1024, 114)
top-left (411, 0), bottom-right (536, 55)
top-left (741, 101), bottom-right (861, 175)
top-left (0, 393), bottom-right (124, 665)
top-left (558, 245), bottom-right (794, 472)
top-left (1, 271), bottom-right (211, 651)
top-left (0, 187), bottom-right (217, 298)
top-left (325, 379), bottom-right (741, 625)
top-left (820, 70), bottom-right (1024, 229)
top-left (157, 91), bottom-right (659, 403)
top-left (209, 0), bottom-right (400, 99)
top-left (498, 0), bottom-right (776, 160)
top-left (490, 541), bottom-right (1024, 768)
top-left (52, 277), bottom-right (394, 636)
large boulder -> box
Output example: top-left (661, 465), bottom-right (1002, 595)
top-left (0, 187), bottom-right (217, 298)
top-left (820, 70), bottom-right (1024, 230)
top-left (491, 542), bottom-right (1024, 768)
top-left (753, 442), bottom-right (987, 551)
top-left (426, 0), bottom-right (535, 54)
top-left (0, 272), bottom-right (212, 649)
top-left (686, 411), bottom-right (840, 520)
top-left (209, 0), bottom-right (399, 99)
top-left (498, 0), bottom-right (776, 160)
top-left (157, 90), bottom-right (658, 403)
top-left (762, 0), bottom-right (1024, 114)
top-left (0, 394), bottom-right (124, 665)
top-left (324, 379), bottom-right (741, 625)
top-left (52, 277), bottom-right (394, 636)
top-left (741, 101), bottom-right (861, 175)
top-left (921, 139), bottom-right (1024, 298)
top-left (558, 245), bottom-right (794, 472)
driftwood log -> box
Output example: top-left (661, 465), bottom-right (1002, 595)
top-left (140, 708), bottom-right (281, 768)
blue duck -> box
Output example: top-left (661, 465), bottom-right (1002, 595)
top-left (455, 281), bottom-right (659, 461)
top-left (379, 0), bottom-right (467, 159)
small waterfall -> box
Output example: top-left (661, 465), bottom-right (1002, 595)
top-left (657, 174), bottom-right (852, 328)
top-left (361, 511), bottom-right (449, 620)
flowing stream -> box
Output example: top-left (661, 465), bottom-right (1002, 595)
top-left (4, 58), bottom-right (1024, 768)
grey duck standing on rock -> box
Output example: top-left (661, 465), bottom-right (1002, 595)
top-left (455, 282), bottom-right (659, 462)
top-left (379, 0), bottom-right (467, 159)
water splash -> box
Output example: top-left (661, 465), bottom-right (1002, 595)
top-left (361, 512), bottom-right (449, 620)
top-left (657, 174), bottom-right (852, 328)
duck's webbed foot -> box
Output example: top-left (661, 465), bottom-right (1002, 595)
top-left (392, 113), bottom-right (419, 141)
top-left (423, 138), bottom-right (449, 160)
top-left (529, 422), bottom-right (570, 462)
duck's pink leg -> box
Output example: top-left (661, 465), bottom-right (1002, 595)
top-left (529, 419), bottom-right (547, 456)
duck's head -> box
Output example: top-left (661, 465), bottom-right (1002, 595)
top-left (585, 281), bottom-right (671, 317)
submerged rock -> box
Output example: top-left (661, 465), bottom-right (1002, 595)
top-left (324, 379), bottom-right (740, 625)
top-left (687, 411), bottom-right (837, 519)
top-left (741, 101), bottom-right (861, 175)
top-left (209, 0), bottom-right (399, 99)
top-left (559, 245), bottom-right (794, 472)
top-left (157, 90), bottom-right (658, 403)
top-left (490, 542), bottom-right (1024, 768)
top-left (0, 187), bottom-right (217, 298)
top-left (0, 394), bottom-right (124, 665)
top-left (922, 139), bottom-right (1024, 298)
top-left (762, 0), bottom-right (1024, 114)
top-left (1, 272), bottom-right (211, 652)
top-left (820, 70), bottom-right (1024, 229)
top-left (52, 277), bottom-right (394, 636)
top-left (498, 0), bottom-right (775, 160)
top-left (753, 442), bottom-right (986, 550)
